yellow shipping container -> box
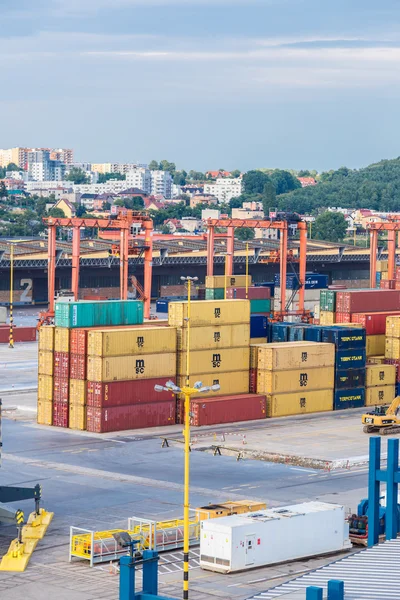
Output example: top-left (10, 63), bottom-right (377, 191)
top-left (54, 327), bottom-right (70, 353)
top-left (38, 374), bottom-right (53, 401)
top-left (69, 379), bottom-right (86, 405)
top-left (320, 311), bottom-right (335, 325)
top-left (177, 347), bottom-right (250, 376)
top-left (366, 335), bottom-right (386, 357)
top-left (266, 389), bottom-right (333, 417)
top-left (38, 351), bottom-right (54, 376)
top-left (38, 325), bottom-right (54, 352)
top-left (333, 323), bottom-right (363, 328)
top-left (250, 337), bottom-right (267, 344)
top-left (87, 352), bottom-right (176, 382)
top-left (366, 364), bottom-right (396, 387)
top-left (257, 366), bottom-right (334, 394)
top-left (385, 337), bottom-right (400, 360)
top-left (195, 500), bottom-right (266, 521)
top-left (386, 316), bottom-right (400, 338)
top-left (377, 260), bottom-right (388, 272)
top-left (177, 323), bottom-right (250, 351)
top-left (250, 345), bottom-right (260, 369)
top-left (258, 342), bottom-right (335, 371)
top-left (37, 400), bottom-right (52, 426)
top-left (169, 299), bottom-right (250, 328)
top-left (176, 371), bottom-right (249, 397)
top-left (381, 272), bottom-right (389, 281)
top-left (367, 355), bottom-right (386, 365)
top-left (365, 385), bottom-right (395, 406)
top-left (69, 404), bottom-right (86, 430)
top-left (205, 275), bottom-right (251, 289)
top-left (88, 326), bottom-right (177, 357)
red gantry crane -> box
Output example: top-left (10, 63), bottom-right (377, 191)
top-left (368, 217), bottom-right (400, 287)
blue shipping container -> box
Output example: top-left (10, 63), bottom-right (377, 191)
top-left (156, 300), bottom-right (169, 313)
top-left (304, 326), bottom-right (322, 342)
top-left (335, 349), bottom-right (366, 371)
top-left (396, 382), bottom-right (400, 397)
top-left (334, 388), bottom-right (365, 410)
top-left (274, 273), bottom-right (329, 289)
top-left (250, 314), bottom-right (268, 338)
top-left (271, 322), bottom-right (292, 342)
top-left (335, 368), bottom-right (366, 390)
top-left (288, 326), bottom-right (307, 342)
top-left (322, 327), bottom-right (366, 350)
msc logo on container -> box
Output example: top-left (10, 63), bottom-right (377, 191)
top-left (214, 332), bottom-right (221, 342)
top-left (135, 359), bottom-right (145, 374)
top-left (299, 373), bottom-right (308, 387)
top-left (136, 336), bottom-right (144, 348)
top-left (214, 308), bottom-right (221, 319)
top-left (301, 352), bottom-right (308, 362)
top-left (212, 353), bottom-right (221, 368)
top-left (300, 397), bottom-right (306, 408)
top-left (379, 370), bottom-right (385, 381)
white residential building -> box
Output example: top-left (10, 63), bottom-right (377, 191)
top-left (203, 178), bottom-right (243, 203)
top-left (150, 170), bottom-right (173, 198)
top-left (92, 162), bottom-right (148, 174)
top-left (72, 181), bottom-right (128, 195)
top-left (27, 150), bottom-right (66, 182)
top-left (126, 167), bottom-right (152, 194)
top-left (26, 180), bottom-right (72, 192)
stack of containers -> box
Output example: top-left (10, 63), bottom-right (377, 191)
top-left (169, 299), bottom-right (252, 425)
top-left (385, 316), bottom-right (400, 395)
top-left (321, 327), bottom-right (366, 410)
top-left (335, 289), bottom-right (400, 324)
top-left (256, 341), bottom-right (335, 417)
top-left (319, 289), bottom-right (336, 325)
top-left (375, 260), bottom-right (388, 288)
top-left (226, 285), bottom-right (271, 319)
top-left (365, 363), bottom-right (396, 406)
top-left (53, 326), bottom-right (71, 427)
top-left (205, 274), bottom-right (251, 301)
top-left (37, 325), bottom-right (55, 425)
top-left (274, 273), bottom-right (328, 314)
top-left (86, 326), bottom-right (177, 432)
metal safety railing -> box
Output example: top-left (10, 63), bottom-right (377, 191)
top-left (128, 516), bottom-right (200, 554)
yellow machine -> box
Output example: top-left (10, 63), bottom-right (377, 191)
top-left (362, 396), bottom-right (400, 435)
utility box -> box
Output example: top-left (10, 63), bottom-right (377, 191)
top-left (200, 501), bottom-right (351, 573)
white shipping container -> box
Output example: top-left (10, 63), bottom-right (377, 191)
top-left (200, 501), bottom-right (351, 573)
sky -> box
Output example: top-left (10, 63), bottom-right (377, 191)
top-left (2, 0), bottom-right (400, 172)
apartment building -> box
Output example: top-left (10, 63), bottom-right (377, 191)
top-left (49, 148), bottom-right (74, 164)
top-left (27, 150), bottom-right (66, 182)
top-left (92, 162), bottom-right (147, 174)
top-left (72, 181), bottom-right (128, 195)
top-left (125, 167), bottom-right (152, 194)
top-left (0, 147), bottom-right (30, 168)
top-left (203, 178), bottom-right (243, 203)
top-left (150, 170), bottom-right (173, 198)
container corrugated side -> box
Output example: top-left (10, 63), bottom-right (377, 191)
top-left (38, 351), bottom-right (54, 376)
top-left (87, 326), bottom-right (177, 357)
top-left (38, 325), bottom-right (54, 352)
top-left (168, 299), bottom-right (250, 328)
top-left (177, 324), bottom-right (250, 351)
top-left (176, 371), bottom-right (249, 397)
top-left (365, 385), bottom-right (395, 406)
top-left (250, 346), bottom-right (259, 369)
top-left (227, 287), bottom-right (270, 300)
top-left (319, 311), bottom-right (335, 325)
top-left (70, 354), bottom-right (86, 380)
top-left (366, 335), bottom-right (385, 357)
top-left (385, 337), bottom-right (400, 360)
top-left (250, 315), bottom-right (268, 338)
top-left (366, 364), bottom-right (396, 387)
top-left (352, 311), bottom-right (400, 335)
top-left (205, 288), bottom-right (224, 300)
top-left (334, 388), bottom-right (365, 410)
top-left (335, 368), bottom-right (365, 390)
top-left (86, 378), bottom-right (175, 408)
top-left (55, 300), bottom-right (144, 328)
top-left (54, 351), bottom-right (70, 379)
top-left (53, 402), bottom-right (69, 427)
top-left (70, 329), bottom-right (88, 355)
top-left (321, 327), bottom-right (366, 350)
top-left (258, 342), bottom-right (335, 371)
top-left (266, 389), bottom-right (333, 417)
top-left (191, 394), bottom-right (266, 426)
top-left (54, 327), bottom-right (70, 352)
top-left (87, 352), bottom-right (176, 382)
top-left (336, 290), bottom-right (400, 313)
top-left (38, 374), bottom-right (53, 401)
top-left (386, 316), bottom-right (400, 338)
top-left (37, 400), bottom-right (52, 425)
top-left (54, 378), bottom-right (69, 403)
top-left (335, 349), bottom-right (366, 371)
top-left (320, 290), bottom-right (336, 312)
top-left (250, 299), bottom-right (271, 314)
top-left (86, 401), bottom-right (176, 433)
top-left (177, 347), bottom-right (250, 376)
top-left (205, 275), bottom-right (251, 289)
top-left (69, 404), bottom-right (86, 430)
top-left (69, 379), bottom-right (86, 406)
top-left (257, 366), bottom-right (334, 394)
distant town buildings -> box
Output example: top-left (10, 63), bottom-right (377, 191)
top-left (297, 177), bottom-right (317, 187)
top-left (0, 147), bottom-right (73, 169)
top-left (204, 178), bottom-right (243, 203)
top-left (28, 150), bottom-right (66, 182)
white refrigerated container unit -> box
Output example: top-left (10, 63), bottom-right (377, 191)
top-left (200, 501), bottom-right (351, 574)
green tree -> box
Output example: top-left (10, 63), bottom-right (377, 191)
top-left (313, 212), bottom-right (347, 242)
top-left (75, 205), bottom-right (86, 217)
top-left (269, 170), bottom-right (301, 195)
top-left (159, 160), bottom-right (176, 174)
top-left (229, 197), bottom-right (243, 209)
top-left (230, 169), bottom-right (241, 178)
top-left (0, 166), bottom-right (5, 178)
top-left (242, 170), bottom-right (272, 194)
top-left (234, 228), bottom-right (255, 241)
top-left (188, 170), bottom-right (206, 181)
top-left (149, 160), bottom-right (159, 170)
top-left (66, 167), bottom-right (89, 184)
top-left (0, 182), bottom-right (8, 198)
top-left (48, 207), bottom-right (66, 218)
top-left (173, 170), bottom-right (187, 185)
top-left (98, 172), bottom-right (126, 183)
top-left (262, 182), bottom-right (276, 214)
top-left (6, 162), bottom-right (22, 172)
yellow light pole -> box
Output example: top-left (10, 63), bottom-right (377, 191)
top-left (9, 243), bottom-right (14, 349)
top-left (155, 276), bottom-right (220, 600)
top-left (245, 242), bottom-right (249, 299)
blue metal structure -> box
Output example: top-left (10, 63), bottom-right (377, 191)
top-left (368, 436), bottom-right (400, 546)
top-left (119, 549), bottom-right (177, 600)
top-left (306, 580), bottom-right (344, 599)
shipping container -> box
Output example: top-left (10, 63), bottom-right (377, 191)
top-left (321, 327), bottom-right (366, 350)
top-left (38, 374), bottom-right (53, 401)
top-left (250, 299), bottom-right (271, 314)
top-left (87, 326), bottom-right (177, 357)
top-left (200, 502), bottom-right (350, 574)
top-left (384, 359), bottom-right (400, 381)
top-left (366, 364), bottom-right (396, 387)
top-left (352, 311), bottom-right (400, 334)
top-left (320, 289), bottom-right (336, 312)
top-left (168, 299), bottom-right (250, 328)
top-left (377, 260), bottom-right (388, 272)
top-left (38, 325), bottom-right (54, 352)
top-left (385, 337), bottom-right (400, 360)
top-left (177, 347), bottom-right (250, 375)
top-left (275, 274), bottom-right (329, 289)
top-left (87, 352), bottom-right (176, 382)
top-left (86, 378), bottom-right (175, 408)
top-left (38, 351), bottom-right (54, 376)
top-left (54, 299), bottom-right (144, 328)
top-left (381, 271), bottom-right (389, 281)
top-left (54, 351), bottom-right (70, 379)
top-left (365, 385), bottom-right (395, 406)
top-left (54, 327), bottom-right (70, 353)
top-left (336, 290), bottom-right (400, 314)
top-left (368, 355), bottom-right (386, 365)
top-left (386, 316), bottom-right (400, 338)
top-left (288, 325), bottom-right (308, 342)
top-left (69, 404), bottom-right (86, 430)
top-left (250, 315), bottom-right (268, 339)
top-left (53, 377), bottom-right (69, 403)
top-left (177, 323), bottom-right (250, 352)
top-left (206, 275), bottom-right (251, 289)
top-left (335, 312), bottom-right (351, 324)
top-left (0, 326), bottom-right (37, 343)
top-left (266, 389), bottom-right (333, 417)
top-left (53, 401), bottom-right (69, 427)
top-left (86, 400), bottom-right (176, 433)
top-left (37, 400), bottom-right (52, 426)
top-left (257, 366), bottom-right (333, 394)
top-left (303, 326), bottom-right (322, 342)
top-left (250, 346), bottom-right (259, 369)
top-left (271, 322), bottom-right (291, 342)
top-left (70, 353), bottom-right (86, 380)
top-left (320, 311), bottom-right (335, 325)
top-left (335, 368), bottom-right (365, 390)
top-left (334, 388), bottom-right (365, 410)
top-left (226, 287), bottom-right (270, 300)
top-left (335, 349), bottom-right (366, 371)
top-left (254, 282), bottom-right (275, 296)
top-left (250, 337), bottom-right (267, 344)
top-left (190, 394), bottom-right (266, 426)
top-left (366, 335), bottom-right (385, 357)
top-left (70, 328), bottom-right (88, 355)
top-left (258, 342), bottom-right (335, 371)
top-left (156, 299), bottom-right (170, 313)
top-left (205, 288), bottom-right (224, 300)
top-left (176, 371), bottom-right (249, 397)
top-left (249, 368), bottom-right (257, 393)
top-left (69, 379), bottom-right (86, 406)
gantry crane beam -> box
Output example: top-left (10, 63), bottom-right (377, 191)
top-left (367, 221), bottom-right (400, 287)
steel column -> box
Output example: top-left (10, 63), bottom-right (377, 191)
top-left (328, 580), bottom-right (344, 600)
top-left (226, 226), bottom-right (234, 277)
top-left (47, 225), bottom-right (56, 315)
top-left (119, 556), bottom-right (135, 600)
top-left (206, 226), bottom-right (215, 277)
top-left (142, 550), bottom-right (159, 595)
top-left (386, 438), bottom-right (399, 540)
top-left (279, 225), bottom-right (288, 314)
top-left (368, 436), bottom-right (381, 546)
top-left (71, 225), bottom-right (81, 301)
top-left (298, 222), bottom-right (307, 313)
top-left (369, 230), bottom-right (378, 288)
top-left (119, 229), bottom-right (126, 300)
top-left (143, 221), bottom-right (153, 320)
top-left (306, 587), bottom-right (323, 600)
top-left (122, 225), bottom-right (129, 300)
top-left (388, 229), bottom-right (396, 281)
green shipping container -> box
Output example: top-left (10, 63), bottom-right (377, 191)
top-left (250, 299), bottom-right (271, 313)
top-left (54, 300), bottom-right (144, 328)
top-left (320, 289), bottom-right (336, 312)
top-left (205, 288), bottom-right (225, 300)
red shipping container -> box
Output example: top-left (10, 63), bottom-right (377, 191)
top-left (70, 329), bottom-right (88, 355)
top-left (249, 369), bottom-right (257, 393)
top-left (86, 400), bottom-right (176, 433)
top-left (70, 353), bottom-right (86, 380)
top-left (54, 351), bottom-right (70, 379)
top-left (54, 377), bottom-right (69, 403)
top-left (335, 312), bottom-right (351, 323)
top-left (226, 287), bottom-right (270, 300)
top-left (352, 311), bottom-right (400, 334)
top-left (53, 401), bottom-right (69, 427)
top-left (190, 394), bottom-right (266, 426)
top-left (86, 378), bottom-right (175, 408)
top-left (0, 326), bottom-right (37, 343)
top-left (380, 280), bottom-right (396, 290)
top-left (336, 290), bottom-right (400, 313)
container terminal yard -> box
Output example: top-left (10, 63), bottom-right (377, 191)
top-left (2, 214), bottom-right (400, 599)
